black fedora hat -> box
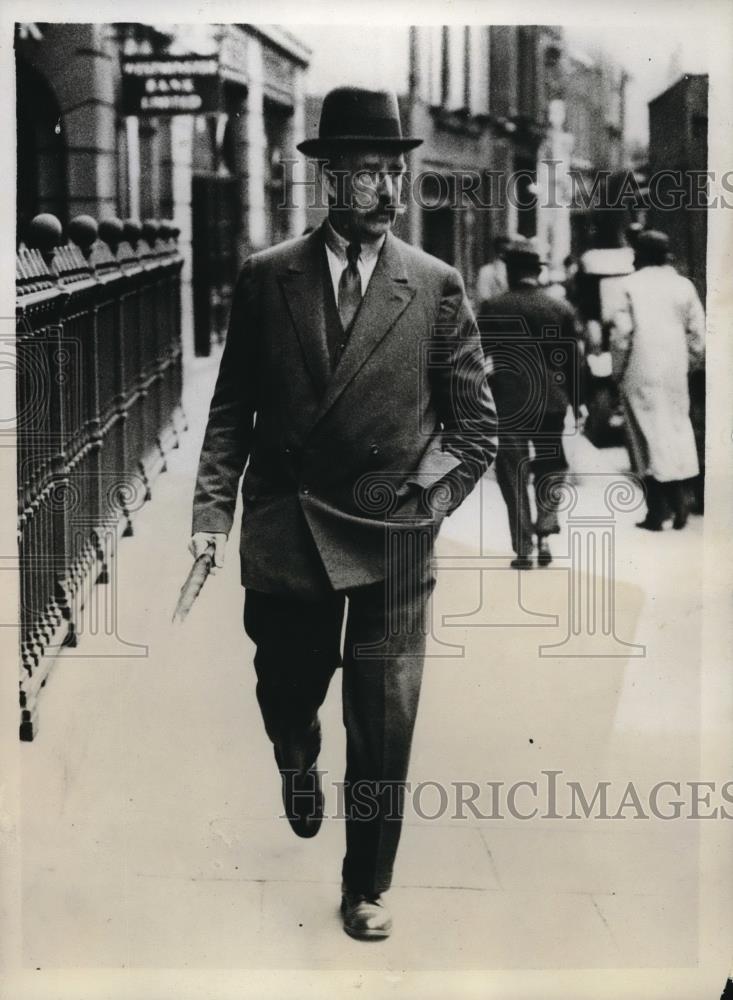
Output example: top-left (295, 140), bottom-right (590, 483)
top-left (635, 229), bottom-right (670, 259)
top-left (297, 86), bottom-right (422, 156)
top-left (504, 236), bottom-right (548, 266)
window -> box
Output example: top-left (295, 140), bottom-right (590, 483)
top-left (446, 26), bottom-right (466, 111)
top-left (427, 26), bottom-right (443, 105)
top-left (423, 25), bottom-right (488, 116)
top-left (468, 26), bottom-right (489, 116)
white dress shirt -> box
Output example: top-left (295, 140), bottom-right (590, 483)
top-left (323, 220), bottom-right (385, 304)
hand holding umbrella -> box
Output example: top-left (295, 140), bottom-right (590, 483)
top-left (172, 532), bottom-right (226, 623)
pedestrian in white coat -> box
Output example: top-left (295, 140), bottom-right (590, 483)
top-left (609, 230), bottom-right (705, 530)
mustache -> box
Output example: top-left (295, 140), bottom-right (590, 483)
top-left (366, 200), bottom-right (406, 217)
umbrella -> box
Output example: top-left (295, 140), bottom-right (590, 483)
top-left (172, 541), bottom-right (216, 623)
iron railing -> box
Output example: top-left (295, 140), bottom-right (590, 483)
top-left (16, 213), bottom-right (185, 740)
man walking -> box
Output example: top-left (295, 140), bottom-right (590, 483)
top-left (609, 230), bottom-right (705, 530)
top-left (189, 88), bottom-right (498, 939)
top-left (478, 238), bottom-right (583, 568)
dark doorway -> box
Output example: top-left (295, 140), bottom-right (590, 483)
top-left (191, 174), bottom-right (239, 356)
top-left (514, 155), bottom-right (537, 238)
top-left (16, 54), bottom-right (67, 241)
top-left (191, 94), bottom-right (243, 357)
top-left (263, 97), bottom-right (293, 248)
top-left (422, 206), bottom-right (455, 265)
top-left (420, 172), bottom-right (456, 265)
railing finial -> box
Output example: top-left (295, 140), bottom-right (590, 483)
top-left (98, 217), bottom-right (125, 254)
top-left (123, 218), bottom-right (142, 249)
top-left (142, 218), bottom-right (161, 247)
top-left (68, 215), bottom-right (99, 260)
top-left (26, 213), bottom-right (64, 265)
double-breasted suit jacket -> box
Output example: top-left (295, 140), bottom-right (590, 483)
top-left (192, 224), bottom-right (499, 598)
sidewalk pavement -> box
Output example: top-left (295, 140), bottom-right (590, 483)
top-left (20, 352), bottom-right (705, 975)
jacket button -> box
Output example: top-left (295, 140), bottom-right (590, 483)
top-left (284, 447), bottom-right (292, 456)
top-left (370, 444), bottom-right (380, 457)
top-left (301, 486), bottom-right (310, 496)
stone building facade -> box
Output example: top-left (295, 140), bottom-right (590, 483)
top-left (301, 24), bottom-right (628, 301)
top-left (15, 21), bottom-right (632, 324)
top-left (15, 22), bottom-right (310, 356)
top-left (647, 73), bottom-right (708, 301)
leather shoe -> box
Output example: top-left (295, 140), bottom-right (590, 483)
top-left (275, 721), bottom-right (321, 775)
top-left (537, 538), bottom-right (553, 567)
top-left (275, 725), bottom-right (324, 839)
top-left (510, 555), bottom-right (533, 570)
top-left (279, 764), bottom-right (323, 839)
top-left (341, 889), bottom-right (392, 940)
top-left (635, 518), bottom-right (663, 531)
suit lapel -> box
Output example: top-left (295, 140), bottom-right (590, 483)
top-left (314, 232), bottom-right (416, 421)
top-left (277, 229), bottom-right (332, 397)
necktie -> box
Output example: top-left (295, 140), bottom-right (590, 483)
top-left (337, 241), bottom-right (362, 338)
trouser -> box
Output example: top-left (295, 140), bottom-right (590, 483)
top-left (243, 547), bottom-right (435, 897)
top-left (494, 415), bottom-right (568, 556)
top-left (644, 477), bottom-right (689, 526)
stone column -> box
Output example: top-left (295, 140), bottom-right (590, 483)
top-left (171, 115), bottom-right (195, 360)
top-left (158, 118), bottom-right (174, 221)
top-left (536, 99), bottom-right (572, 282)
top-left (138, 117), bottom-right (161, 219)
top-left (34, 24), bottom-right (119, 220)
top-left (125, 117), bottom-right (141, 220)
top-left (289, 65), bottom-right (308, 237)
top-left (245, 37), bottom-right (267, 251)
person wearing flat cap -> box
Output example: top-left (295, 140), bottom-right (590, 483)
top-left (478, 237), bottom-right (585, 569)
top-left (190, 87), bottom-right (498, 940)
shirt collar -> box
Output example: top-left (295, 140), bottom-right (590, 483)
top-left (323, 218), bottom-right (385, 263)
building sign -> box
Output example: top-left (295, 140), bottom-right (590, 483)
top-left (122, 55), bottom-right (221, 115)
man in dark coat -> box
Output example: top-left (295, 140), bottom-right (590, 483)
top-left (189, 87), bottom-right (498, 940)
top-left (478, 238), bottom-right (583, 568)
